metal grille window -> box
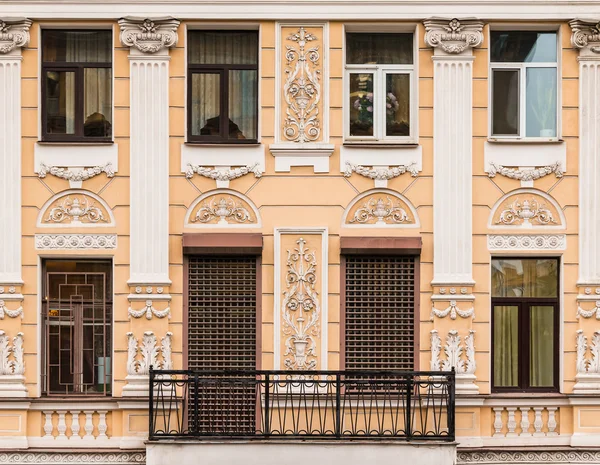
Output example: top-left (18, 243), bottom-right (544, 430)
top-left (42, 260), bottom-right (112, 396)
top-left (344, 255), bottom-right (417, 370)
top-left (186, 255), bottom-right (258, 433)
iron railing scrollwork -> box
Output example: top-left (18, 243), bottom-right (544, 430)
top-left (149, 368), bottom-right (455, 441)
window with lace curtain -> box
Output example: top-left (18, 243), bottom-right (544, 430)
top-left (187, 30), bottom-right (258, 143)
top-left (41, 30), bottom-right (112, 142)
top-left (491, 258), bottom-right (559, 392)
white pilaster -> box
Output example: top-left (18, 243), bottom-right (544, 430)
top-left (425, 18), bottom-right (482, 287)
top-left (571, 20), bottom-right (600, 285)
top-left (119, 17), bottom-right (179, 286)
top-left (0, 18), bottom-right (30, 286)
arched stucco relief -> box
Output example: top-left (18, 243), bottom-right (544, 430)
top-left (341, 189), bottom-right (420, 228)
top-left (488, 188), bottom-right (566, 230)
top-left (37, 189), bottom-right (116, 228)
top-left (184, 189), bottom-right (262, 228)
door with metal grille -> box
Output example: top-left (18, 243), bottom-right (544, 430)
top-left (42, 260), bottom-right (112, 395)
top-left (343, 255), bottom-right (417, 371)
top-left (186, 255), bottom-right (258, 434)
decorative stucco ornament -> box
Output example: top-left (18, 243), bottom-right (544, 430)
top-left (430, 300), bottom-right (474, 321)
top-left (487, 162), bottom-right (563, 181)
top-left (570, 19), bottom-right (600, 54)
top-left (0, 19), bottom-right (31, 54)
top-left (350, 197), bottom-right (410, 225)
top-left (496, 198), bottom-right (556, 227)
top-left (119, 17), bottom-right (180, 54)
top-left (192, 197), bottom-right (253, 225)
top-left (128, 300), bottom-right (171, 320)
top-left (185, 163), bottom-right (262, 181)
top-left (38, 162), bottom-right (115, 183)
top-left (424, 18), bottom-right (484, 54)
top-left (344, 161), bottom-right (418, 180)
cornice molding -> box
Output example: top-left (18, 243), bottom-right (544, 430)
top-left (0, 18), bottom-right (31, 54)
top-left (570, 19), bottom-right (600, 56)
top-left (424, 17), bottom-right (484, 54)
top-left (118, 17), bottom-right (180, 53)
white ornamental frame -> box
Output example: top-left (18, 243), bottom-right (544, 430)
top-left (341, 188), bottom-right (420, 229)
top-left (273, 227), bottom-right (328, 371)
top-left (183, 189), bottom-right (262, 229)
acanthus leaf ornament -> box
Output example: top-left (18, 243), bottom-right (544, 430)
top-left (424, 18), bottom-right (484, 54)
top-left (185, 163), bottom-right (262, 181)
top-left (496, 198), bottom-right (556, 227)
top-left (0, 19), bottom-right (32, 54)
top-left (0, 300), bottom-right (23, 320)
top-left (0, 331), bottom-right (24, 376)
top-left (282, 238), bottom-right (320, 371)
top-left (430, 329), bottom-right (476, 375)
top-left (126, 331), bottom-right (172, 376)
top-left (192, 196), bottom-right (252, 225)
top-left (344, 161), bottom-right (418, 180)
top-left (430, 300), bottom-right (474, 321)
top-left (128, 300), bottom-right (171, 320)
top-left (283, 27), bottom-right (321, 143)
top-left (576, 330), bottom-right (600, 375)
top-left (38, 162), bottom-right (115, 183)
top-left (350, 196), bottom-right (410, 225)
top-left (45, 196), bottom-right (107, 224)
top-left (487, 161), bottom-right (563, 181)
top-left (118, 17), bottom-right (180, 54)
top-left (570, 20), bottom-right (600, 54)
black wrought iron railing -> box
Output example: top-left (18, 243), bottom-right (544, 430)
top-left (149, 368), bottom-right (455, 441)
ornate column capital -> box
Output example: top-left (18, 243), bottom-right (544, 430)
top-left (118, 17), bottom-right (180, 54)
top-left (0, 18), bottom-right (32, 54)
top-left (424, 17), bottom-right (484, 55)
top-left (570, 19), bottom-right (600, 57)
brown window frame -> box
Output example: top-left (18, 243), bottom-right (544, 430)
top-left (186, 30), bottom-right (259, 145)
top-left (41, 259), bottom-right (113, 397)
top-left (41, 29), bottom-right (113, 143)
top-left (491, 257), bottom-right (560, 393)
top-left (339, 237), bottom-right (421, 372)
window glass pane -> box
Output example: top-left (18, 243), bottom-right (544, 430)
top-left (45, 71), bottom-right (75, 135)
top-left (190, 73), bottom-right (221, 137)
top-left (526, 67), bottom-right (557, 138)
top-left (492, 69), bottom-right (519, 135)
top-left (349, 73), bottom-right (374, 137)
top-left (346, 33), bottom-right (413, 64)
top-left (385, 74), bottom-right (410, 137)
top-left (228, 70), bottom-right (257, 140)
top-left (492, 259), bottom-right (558, 297)
top-left (43, 30), bottom-right (112, 63)
top-left (530, 306), bottom-right (554, 387)
top-left (83, 68), bottom-right (112, 137)
top-left (491, 31), bottom-right (557, 63)
top-left (188, 31), bottom-right (258, 65)
top-left (494, 305), bottom-right (519, 388)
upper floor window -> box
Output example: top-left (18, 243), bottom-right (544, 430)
top-left (492, 258), bottom-right (559, 392)
top-left (490, 31), bottom-right (558, 140)
top-left (345, 32), bottom-right (415, 143)
top-left (42, 30), bottom-right (112, 142)
top-left (188, 30), bottom-right (258, 144)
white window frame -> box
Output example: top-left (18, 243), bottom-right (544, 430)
top-left (489, 29), bottom-right (561, 142)
top-left (344, 29), bottom-right (418, 145)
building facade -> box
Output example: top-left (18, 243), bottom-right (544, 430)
top-left (0, 1), bottom-right (599, 464)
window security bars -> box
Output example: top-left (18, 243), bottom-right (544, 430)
top-left (149, 369), bottom-right (455, 441)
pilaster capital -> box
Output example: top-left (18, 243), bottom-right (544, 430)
top-left (424, 17), bottom-right (484, 55)
top-left (570, 19), bottom-right (600, 58)
top-left (118, 16), bottom-right (180, 54)
top-left (0, 18), bottom-right (32, 54)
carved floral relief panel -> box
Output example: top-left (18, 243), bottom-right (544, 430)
top-left (276, 232), bottom-right (327, 371)
top-left (279, 25), bottom-right (325, 144)
top-left (37, 190), bottom-right (115, 228)
top-left (342, 189), bottom-right (419, 227)
top-left (489, 189), bottom-right (565, 230)
top-left (184, 190), bottom-right (261, 228)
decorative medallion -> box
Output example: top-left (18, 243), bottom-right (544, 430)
top-left (118, 17), bottom-right (180, 54)
top-left (424, 18), bottom-right (484, 54)
top-left (185, 190), bottom-right (260, 228)
top-left (0, 19), bottom-right (31, 54)
top-left (430, 329), bottom-right (476, 375)
top-left (489, 190), bottom-right (564, 229)
top-left (38, 191), bottom-right (115, 228)
top-left (0, 331), bottom-right (24, 376)
top-left (487, 234), bottom-right (566, 251)
top-left (487, 161), bottom-right (563, 182)
top-left (343, 189), bottom-right (419, 227)
top-left (282, 27), bottom-right (322, 143)
top-left (282, 238), bottom-right (320, 370)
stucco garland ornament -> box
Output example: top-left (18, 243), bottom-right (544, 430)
top-left (487, 162), bottom-right (563, 181)
top-left (0, 300), bottom-right (23, 319)
top-left (577, 300), bottom-right (600, 319)
top-left (0, 20), bottom-right (31, 54)
top-left (430, 300), bottom-right (474, 321)
top-left (38, 162), bottom-right (115, 182)
top-left (424, 18), bottom-right (484, 54)
top-left (128, 300), bottom-right (171, 320)
top-left (185, 163), bottom-right (262, 181)
top-left (344, 161), bottom-right (418, 180)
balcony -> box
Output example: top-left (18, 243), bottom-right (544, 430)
top-left (146, 369), bottom-right (456, 465)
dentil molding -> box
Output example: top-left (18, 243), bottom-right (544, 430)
top-left (0, 19), bottom-right (31, 54)
top-left (424, 18), bottom-right (484, 54)
top-left (570, 19), bottom-right (600, 56)
top-left (118, 17), bottom-right (180, 53)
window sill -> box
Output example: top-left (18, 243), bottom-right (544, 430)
top-left (343, 142), bottom-right (419, 148)
top-left (484, 140), bottom-right (567, 176)
top-left (37, 140), bottom-right (114, 146)
top-left (184, 142), bottom-right (261, 147)
top-left (487, 138), bottom-right (564, 144)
